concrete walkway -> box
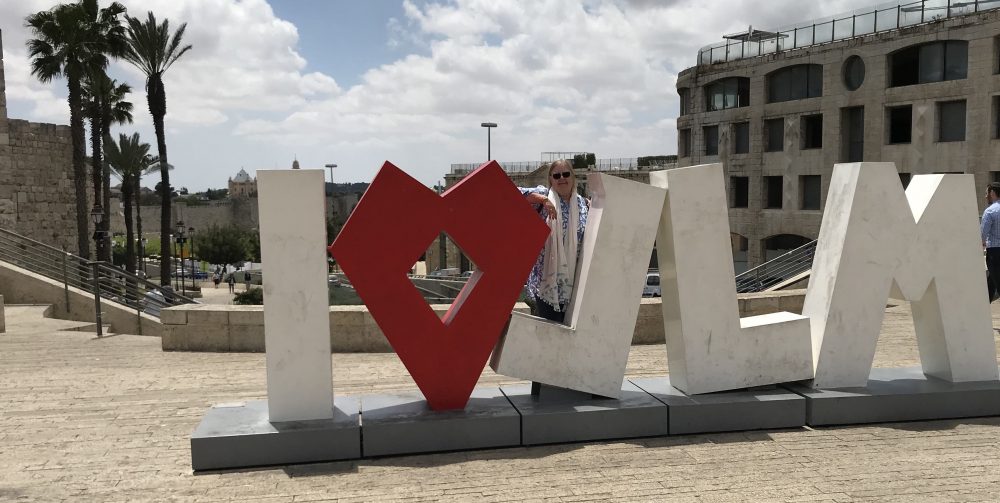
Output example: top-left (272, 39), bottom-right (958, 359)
top-left (1, 303), bottom-right (999, 502)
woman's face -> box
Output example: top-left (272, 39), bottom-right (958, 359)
top-left (549, 164), bottom-right (574, 199)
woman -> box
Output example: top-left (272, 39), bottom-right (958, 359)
top-left (520, 159), bottom-right (589, 323)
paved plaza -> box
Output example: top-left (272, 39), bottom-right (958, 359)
top-left (2, 302), bottom-right (1000, 502)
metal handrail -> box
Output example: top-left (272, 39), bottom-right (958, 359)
top-left (698, 0), bottom-right (1000, 66)
top-left (0, 227), bottom-right (196, 328)
top-left (734, 240), bottom-right (817, 293)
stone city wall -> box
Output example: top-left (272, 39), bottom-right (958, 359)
top-left (0, 30), bottom-right (80, 251)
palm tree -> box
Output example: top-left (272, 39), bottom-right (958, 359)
top-left (123, 11), bottom-right (191, 286)
top-left (105, 133), bottom-right (155, 274)
top-left (84, 71), bottom-right (133, 261)
top-left (25, 0), bottom-right (127, 259)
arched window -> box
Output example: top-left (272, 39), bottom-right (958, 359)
top-left (767, 64), bottom-right (822, 103)
top-left (703, 77), bottom-right (750, 111)
top-left (889, 40), bottom-right (967, 87)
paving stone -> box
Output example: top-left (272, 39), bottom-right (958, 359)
top-left (0, 303), bottom-right (998, 501)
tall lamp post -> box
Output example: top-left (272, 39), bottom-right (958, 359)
top-left (188, 226), bottom-right (196, 289)
top-left (324, 163), bottom-right (337, 184)
top-left (89, 205), bottom-right (104, 337)
top-left (480, 122), bottom-right (497, 161)
top-left (175, 221), bottom-right (187, 296)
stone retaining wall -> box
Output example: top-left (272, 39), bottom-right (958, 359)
top-left (161, 290), bottom-right (806, 352)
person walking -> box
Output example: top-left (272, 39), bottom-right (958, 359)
top-left (244, 270), bottom-right (252, 290)
top-left (982, 183), bottom-right (1000, 302)
top-left (227, 273), bottom-right (236, 294)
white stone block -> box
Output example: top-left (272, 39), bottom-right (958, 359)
top-left (802, 163), bottom-right (999, 388)
top-left (257, 169), bottom-right (334, 422)
top-left (490, 174), bottom-right (665, 398)
top-left (650, 164), bottom-right (813, 395)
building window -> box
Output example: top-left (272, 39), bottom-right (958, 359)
top-left (704, 77), bottom-right (750, 111)
top-left (679, 128), bottom-right (691, 157)
top-left (801, 114), bottom-right (823, 149)
top-left (843, 56), bottom-right (865, 91)
top-left (732, 122), bottom-right (750, 154)
top-left (764, 176), bottom-right (783, 209)
top-left (938, 100), bottom-right (966, 142)
top-left (890, 41), bottom-right (968, 87)
top-left (887, 105), bottom-right (912, 144)
top-left (731, 176), bottom-right (749, 208)
top-left (679, 88), bottom-right (691, 116)
top-left (994, 96), bottom-right (1000, 139)
top-left (767, 64), bottom-right (822, 103)
top-left (899, 172), bottom-right (912, 188)
top-left (800, 175), bottom-right (821, 210)
top-left (992, 171), bottom-right (1000, 183)
top-left (765, 118), bottom-right (784, 152)
top-left (704, 125), bottom-right (719, 156)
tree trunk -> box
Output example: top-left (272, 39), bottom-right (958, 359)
top-left (69, 75), bottom-right (90, 259)
top-left (135, 175), bottom-right (143, 273)
top-left (122, 174), bottom-right (135, 274)
top-left (150, 76), bottom-right (172, 287)
top-left (88, 114), bottom-right (105, 261)
top-left (101, 128), bottom-right (113, 263)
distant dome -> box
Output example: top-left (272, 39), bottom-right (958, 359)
top-left (292, 159), bottom-right (300, 169)
top-left (233, 168), bottom-right (252, 182)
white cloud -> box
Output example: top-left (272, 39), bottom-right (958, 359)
top-left (2, 0), bottom-right (887, 189)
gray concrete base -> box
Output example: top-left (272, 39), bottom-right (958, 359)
top-left (786, 366), bottom-right (1000, 426)
top-left (500, 381), bottom-right (668, 445)
top-left (190, 398), bottom-right (360, 471)
top-left (360, 387), bottom-right (520, 457)
top-left (630, 376), bottom-right (806, 435)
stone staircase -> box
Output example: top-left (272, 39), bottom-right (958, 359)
top-left (1, 304), bottom-right (112, 336)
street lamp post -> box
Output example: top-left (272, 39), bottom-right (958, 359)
top-left (90, 205), bottom-right (104, 260)
top-left (324, 163), bottom-right (337, 184)
top-left (175, 221), bottom-right (187, 296)
top-left (480, 122), bottom-right (497, 161)
top-left (89, 205), bottom-right (104, 337)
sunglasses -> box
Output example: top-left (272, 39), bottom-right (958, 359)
top-left (551, 171), bottom-right (572, 180)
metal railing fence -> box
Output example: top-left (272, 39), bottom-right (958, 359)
top-left (0, 227), bottom-right (196, 330)
top-left (698, 0), bottom-right (1000, 65)
top-left (734, 240), bottom-right (817, 293)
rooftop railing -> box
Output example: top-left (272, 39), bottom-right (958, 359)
top-left (449, 158), bottom-right (677, 175)
top-left (697, 0), bottom-right (1000, 66)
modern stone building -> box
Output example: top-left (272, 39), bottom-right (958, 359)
top-left (677, 1), bottom-right (1000, 269)
top-left (0, 30), bottom-right (80, 252)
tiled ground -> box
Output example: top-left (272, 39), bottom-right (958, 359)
top-left (1, 303), bottom-right (999, 502)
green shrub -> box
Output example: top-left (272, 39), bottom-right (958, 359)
top-left (234, 287), bottom-right (263, 305)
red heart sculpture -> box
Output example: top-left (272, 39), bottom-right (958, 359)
top-left (330, 161), bottom-right (549, 410)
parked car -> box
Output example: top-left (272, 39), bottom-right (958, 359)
top-left (643, 273), bottom-right (661, 297)
top-left (429, 268), bottom-right (460, 277)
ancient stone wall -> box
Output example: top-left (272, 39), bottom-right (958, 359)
top-left (0, 30), bottom-right (80, 251)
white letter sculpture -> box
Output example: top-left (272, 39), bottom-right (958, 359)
top-left (490, 173), bottom-right (665, 398)
top-left (803, 162), bottom-right (999, 388)
top-left (650, 164), bottom-right (813, 394)
top-left (257, 169), bottom-right (335, 421)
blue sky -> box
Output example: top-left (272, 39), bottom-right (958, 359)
top-left (0, 0), bottom-right (878, 192)
top-left (269, 1), bottom-right (415, 89)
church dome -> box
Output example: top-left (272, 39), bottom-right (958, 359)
top-left (233, 168), bottom-right (252, 183)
